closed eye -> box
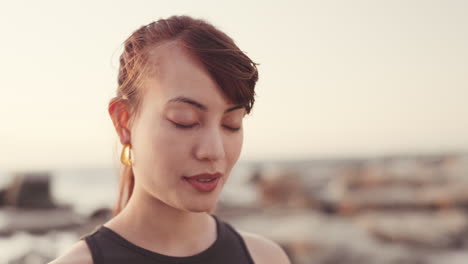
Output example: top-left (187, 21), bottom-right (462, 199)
top-left (223, 125), bottom-right (241, 132)
top-left (172, 122), bottom-right (197, 129)
top-left (171, 121), bottom-right (240, 132)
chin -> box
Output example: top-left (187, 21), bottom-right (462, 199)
top-left (181, 197), bottom-right (219, 214)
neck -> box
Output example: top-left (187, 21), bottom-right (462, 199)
top-left (105, 184), bottom-right (217, 256)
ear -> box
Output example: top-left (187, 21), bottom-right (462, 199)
top-left (108, 98), bottom-right (132, 145)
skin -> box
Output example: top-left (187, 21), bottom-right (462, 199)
top-left (50, 42), bottom-right (290, 264)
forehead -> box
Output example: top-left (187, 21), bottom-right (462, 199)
top-left (143, 42), bottom-right (234, 109)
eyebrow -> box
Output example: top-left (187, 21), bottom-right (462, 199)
top-left (167, 96), bottom-right (244, 113)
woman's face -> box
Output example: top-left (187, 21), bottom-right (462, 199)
top-left (130, 43), bottom-right (245, 213)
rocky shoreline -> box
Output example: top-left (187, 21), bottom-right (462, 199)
top-left (1, 153), bottom-right (468, 264)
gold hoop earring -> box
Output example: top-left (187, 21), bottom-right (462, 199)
top-left (120, 144), bottom-right (133, 166)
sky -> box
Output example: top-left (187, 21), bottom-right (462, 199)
top-left (1, 0), bottom-right (467, 170)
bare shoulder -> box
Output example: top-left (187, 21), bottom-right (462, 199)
top-left (239, 230), bottom-right (291, 264)
top-left (48, 240), bottom-right (93, 264)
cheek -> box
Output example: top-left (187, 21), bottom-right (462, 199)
top-left (225, 131), bottom-right (243, 166)
top-left (151, 122), bottom-right (193, 163)
top-left (132, 116), bottom-right (190, 174)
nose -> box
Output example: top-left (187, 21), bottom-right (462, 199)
top-left (194, 126), bottom-right (225, 162)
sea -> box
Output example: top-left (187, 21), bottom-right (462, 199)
top-left (0, 163), bottom-right (259, 263)
top-left (3, 155), bottom-right (467, 264)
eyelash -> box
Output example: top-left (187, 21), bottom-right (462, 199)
top-left (172, 122), bottom-right (240, 132)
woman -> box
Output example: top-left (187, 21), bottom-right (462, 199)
top-left (51, 15), bottom-right (290, 264)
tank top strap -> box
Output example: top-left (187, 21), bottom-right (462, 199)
top-left (82, 228), bottom-right (104, 264)
top-left (214, 215), bottom-right (255, 264)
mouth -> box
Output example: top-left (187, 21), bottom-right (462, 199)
top-left (184, 172), bottom-right (222, 180)
top-left (183, 172), bottom-right (222, 193)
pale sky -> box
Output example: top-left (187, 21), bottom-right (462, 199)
top-left (1, 0), bottom-right (467, 170)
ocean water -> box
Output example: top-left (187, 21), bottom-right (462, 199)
top-left (0, 163), bottom-right (257, 263)
top-left (51, 167), bottom-right (120, 216)
top-left (1, 163), bottom-right (256, 216)
top-left (3, 155), bottom-right (468, 264)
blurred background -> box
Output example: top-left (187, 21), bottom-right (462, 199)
top-left (1, 0), bottom-right (467, 263)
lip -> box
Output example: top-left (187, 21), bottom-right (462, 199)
top-left (183, 172), bottom-right (222, 193)
top-left (184, 172), bottom-right (222, 180)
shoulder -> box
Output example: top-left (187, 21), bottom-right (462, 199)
top-left (48, 240), bottom-right (93, 264)
top-left (239, 230), bottom-right (291, 264)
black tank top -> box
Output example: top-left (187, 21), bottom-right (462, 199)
top-left (82, 215), bottom-right (255, 264)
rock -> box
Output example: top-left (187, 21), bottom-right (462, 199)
top-left (426, 250), bottom-right (468, 264)
top-left (0, 188), bottom-right (6, 206)
top-left (320, 155), bottom-right (468, 214)
top-left (4, 172), bottom-right (56, 209)
top-left (9, 249), bottom-right (54, 264)
top-left (89, 207), bottom-right (112, 221)
top-left (0, 208), bottom-right (85, 236)
top-left (226, 209), bottom-right (423, 264)
top-left (253, 167), bottom-right (316, 209)
top-left (353, 211), bottom-right (468, 249)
